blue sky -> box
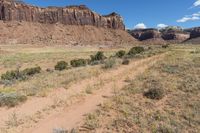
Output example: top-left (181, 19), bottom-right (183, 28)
top-left (24, 0), bottom-right (200, 29)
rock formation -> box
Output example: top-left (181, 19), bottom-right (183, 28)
top-left (161, 29), bottom-right (190, 43)
top-left (0, 0), bottom-right (125, 30)
top-left (185, 27), bottom-right (200, 39)
top-left (128, 27), bottom-right (190, 44)
top-left (128, 28), bottom-right (161, 41)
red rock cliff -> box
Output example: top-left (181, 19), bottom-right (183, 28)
top-left (0, 0), bottom-right (125, 30)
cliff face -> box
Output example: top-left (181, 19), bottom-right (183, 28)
top-left (0, 0), bottom-right (125, 30)
top-left (128, 28), bottom-right (190, 44)
top-left (161, 31), bottom-right (190, 43)
top-left (185, 27), bottom-right (200, 39)
top-left (128, 28), bottom-right (161, 41)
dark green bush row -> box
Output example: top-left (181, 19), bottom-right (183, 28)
top-left (115, 50), bottom-right (126, 58)
top-left (70, 59), bottom-right (87, 67)
top-left (22, 66), bottom-right (41, 76)
top-left (90, 51), bottom-right (106, 62)
top-left (162, 44), bottom-right (169, 48)
top-left (54, 52), bottom-right (107, 70)
top-left (1, 70), bottom-right (25, 81)
top-left (0, 93), bottom-right (27, 107)
top-left (54, 47), bottom-right (145, 70)
top-left (55, 61), bottom-right (68, 71)
top-left (1, 67), bottom-right (41, 81)
top-left (128, 46), bottom-right (145, 56)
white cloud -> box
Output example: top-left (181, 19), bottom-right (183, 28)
top-left (193, 0), bottom-right (200, 7)
top-left (177, 16), bottom-right (200, 22)
top-left (192, 12), bottom-right (200, 17)
top-left (157, 24), bottom-right (168, 29)
top-left (177, 12), bottom-right (200, 22)
top-left (134, 23), bottom-right (147, 29)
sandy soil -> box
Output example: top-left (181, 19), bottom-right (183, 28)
top-left (0, 53), bottom-right (166, 133)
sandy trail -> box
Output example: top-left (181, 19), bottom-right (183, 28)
top-left (23, 54), bottom-right (165, 133)
top-left (0, 53), bottom-right (165, 133)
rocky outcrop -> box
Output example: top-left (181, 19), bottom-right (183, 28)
top-left (185, 27), bottom-right (200, 39)
top-left (161, 30), bottom-right (190, 43)
top-left (183, 27), bottom-right (200, 44)
top-left (128, 28), bottom-right (190, 44)
top-left (0, 0), bottom-right (125, 30)
top-left (128, 28), bottom-right (161, 41)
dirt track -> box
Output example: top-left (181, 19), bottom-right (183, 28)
top-left (0, 53), bottom-right (166, 133)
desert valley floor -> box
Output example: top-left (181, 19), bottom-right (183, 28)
top-left (0, 44), bottom-right (199, 133)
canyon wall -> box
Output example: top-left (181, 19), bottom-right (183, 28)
top-left (0, 0), bottom-right (125, 30)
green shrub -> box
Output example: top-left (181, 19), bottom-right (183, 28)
top-left (144, 88), bottom-right (164, 100)
top-left (162, 44), bottom-right (169, 48)
top-left (1, 70), bottom-right (25, 81)
top-left (55, 61), bottom-right (68, 71)
top-left (122, 59), bottom-right (130, 65)
top-left (1, 67), bottom-right (42, 82)
top-left (90, 51), bottom-right (106, 61)
top-left (128, 46), bottom-right (145, 56)
top-left (22, 67), bottom-right (41, 76)
top-left (103, 58), bottom-right (116, 69)
top-left (115, 50), bottom-right (126, 58)
top-left (70, 59), bottom-right (87, 67)
top-left (0, 93), bottom-right (27, 107)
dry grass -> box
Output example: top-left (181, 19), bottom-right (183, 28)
top-left (79, 45), bottom-right (200, 133)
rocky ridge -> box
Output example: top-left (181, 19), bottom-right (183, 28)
top-left (0, 0), bottom-right (124, 30)
top-left (128, 28), bottom-right (191, 44)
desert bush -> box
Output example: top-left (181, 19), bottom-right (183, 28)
top-left (55, 61), bottom-right (68, 71)
top-left (22, 66), bottom-right (41, 76)
top-left (1, 70), bottom-right (26, 81)
top-left (115, 50), bottom-right (126, 58)
top-left (103, 58), bottom-right (116, 69)
top-left (122, 59), bottom-right (130, 65)
top-left (90, 51), bottom-right (106, 61)
top-left (70, 59), bottom-right (87, 67)
top-left (1, 67), bottom-right (42, 82)
top-left (0, 93), bottom-right (27, 107)
top-left (162, 44), bottom-right (169, 48)
top-left (128, 46), bottom-right (145, 56)
top-left (144, 88), bottom-right (164, 100)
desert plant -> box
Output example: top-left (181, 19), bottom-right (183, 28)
top-left (162, 44), bottom-right (169, 48)
top-left (0, 93), bottom-right (27, 107)
top-left (90, 51), bottom-right (106, 61)
top-left (128, 46), bottom-right (145, 56)
top-left (122, 59), bottom-right (130, 65)
top-left (103, 58), bottom-right (116, 69)
top-left (115, 50), bottom-right (126, 58)
top-left (70, 59), bottom-right (87, 67)
top-left (144, 88), bottom-right (164, 100)
top-left (55, 61), bottom-right (68, 71)
top-left (1, 69), bottom-right (26, 81)
top-left (22, 66), bottom-right (41, 76)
